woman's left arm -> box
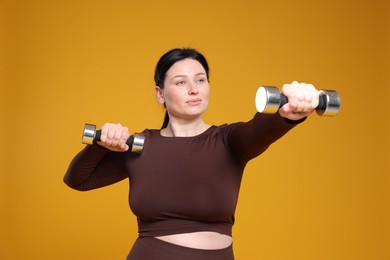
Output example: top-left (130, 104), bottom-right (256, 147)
top-left (228, 81), bottom-right (319, 165)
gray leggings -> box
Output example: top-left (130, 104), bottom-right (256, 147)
top-left (127, 237), bottom-right (234, 260)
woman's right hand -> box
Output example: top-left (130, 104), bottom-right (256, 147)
top-left (97, 123), bottom-right (130, 152)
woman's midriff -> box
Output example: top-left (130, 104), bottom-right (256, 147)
top-left (155, 231), bottom-right (232, 250)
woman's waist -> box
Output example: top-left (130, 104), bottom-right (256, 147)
top-left (155, 231), bottom-right (232, 250)
top-left (137, 218), bottom-right (233, 237)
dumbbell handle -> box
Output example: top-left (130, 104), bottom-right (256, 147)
top-left (82, 123), bottom-right (145, 153)
top-left (256, 86), bottom-right (340, 116)
top-left (94, 129), bottom-right (136, 147)
top-left (279, 93), bottom-right (328, 110)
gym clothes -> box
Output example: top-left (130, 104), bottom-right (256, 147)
top-left (126, 237), bottom-right (234, 260)
top-left (64, 112), bottom-right (303, 258)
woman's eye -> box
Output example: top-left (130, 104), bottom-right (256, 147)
top-left (176, 80), bottom-right (185, 86)
top-left (197, 78), bottom-right (206, 84)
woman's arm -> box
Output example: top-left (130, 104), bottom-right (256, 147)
top-left (63, 144), bottom-right (128, 191)
top-left (228, 82), bottom-right (318, 165)
top-left (228, 113), bottom-right (303, 166)
top-left (64, 123), bottom-right (131, 191)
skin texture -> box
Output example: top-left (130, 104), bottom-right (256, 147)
top-left (154, 58), bottom-right (211, 137)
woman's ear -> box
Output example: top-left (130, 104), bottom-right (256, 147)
top-left (155, 86), bottom-right (165, 104)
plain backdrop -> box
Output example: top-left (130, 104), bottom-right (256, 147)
top-left (1, 0), bottom-right (389, 259)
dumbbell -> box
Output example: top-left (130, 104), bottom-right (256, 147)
top-left (82, 123), bottom-right (145, 153)
top-left (255, 86), bottom-right (340, 116)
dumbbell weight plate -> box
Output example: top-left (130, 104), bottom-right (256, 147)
top-left (316, 90), bottom-right (341, 116)
top-left (255, 86), bottom-right (281, 114)
top-left (131, 134), bottom-right (145, 153)
top-left (82, 123), bottom-right (96, 145)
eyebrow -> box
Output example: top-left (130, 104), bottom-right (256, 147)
top-left (172, 72), bottom-right (206, 79)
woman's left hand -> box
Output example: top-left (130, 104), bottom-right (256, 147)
top-left (279, 81), bottom-right (319, 121)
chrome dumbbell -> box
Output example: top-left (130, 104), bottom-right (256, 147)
top-left (255, 86), bottom-right (340, 116)
top-left (82, 123), bottom-right (145, 153)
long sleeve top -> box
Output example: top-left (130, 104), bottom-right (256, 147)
top-left (64, 113), bottom-right (303, 237)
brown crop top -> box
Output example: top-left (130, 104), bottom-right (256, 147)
top-left (64, 113), bottom-right (303, 237)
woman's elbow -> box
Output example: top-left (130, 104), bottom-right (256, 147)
top-left (63, 176), bottom-right (89, 192)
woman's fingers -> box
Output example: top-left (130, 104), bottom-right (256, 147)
top-left (98, 123), bottom-right (130, 152)
top-left (279, 81), bottom-right (319, 120)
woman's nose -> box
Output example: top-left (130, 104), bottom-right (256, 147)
top-left (188, 83), bottom-right (199, 95)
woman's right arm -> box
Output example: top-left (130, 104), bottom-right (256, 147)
top-left (63, 123), bottom-right (130, 191)
top-left (63, 145), bottom-right (128, 191)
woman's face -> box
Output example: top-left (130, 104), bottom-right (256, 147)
top-left (155, 58), bottom-right (210, 121)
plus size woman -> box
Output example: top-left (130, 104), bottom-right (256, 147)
top-left (64, 48), bottom-right (319, 259)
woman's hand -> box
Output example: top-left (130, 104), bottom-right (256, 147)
top-left (279, 81), bottom-right (319, 121)
top-left (97, 123), bottom-right (130, 152)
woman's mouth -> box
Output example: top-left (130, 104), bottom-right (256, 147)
top-left (187, 99), bottom-right (202, 105)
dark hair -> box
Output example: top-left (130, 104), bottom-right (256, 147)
top-left (154, 48), bottom-right (210, 129)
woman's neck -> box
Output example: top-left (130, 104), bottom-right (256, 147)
top-left (160, 118), bottom-right (211, 137)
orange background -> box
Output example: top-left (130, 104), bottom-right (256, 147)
top-left (1, 0), bottom-right (389, 259)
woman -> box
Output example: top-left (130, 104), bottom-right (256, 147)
top-left (64, 48), bottom-right (319, 259)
